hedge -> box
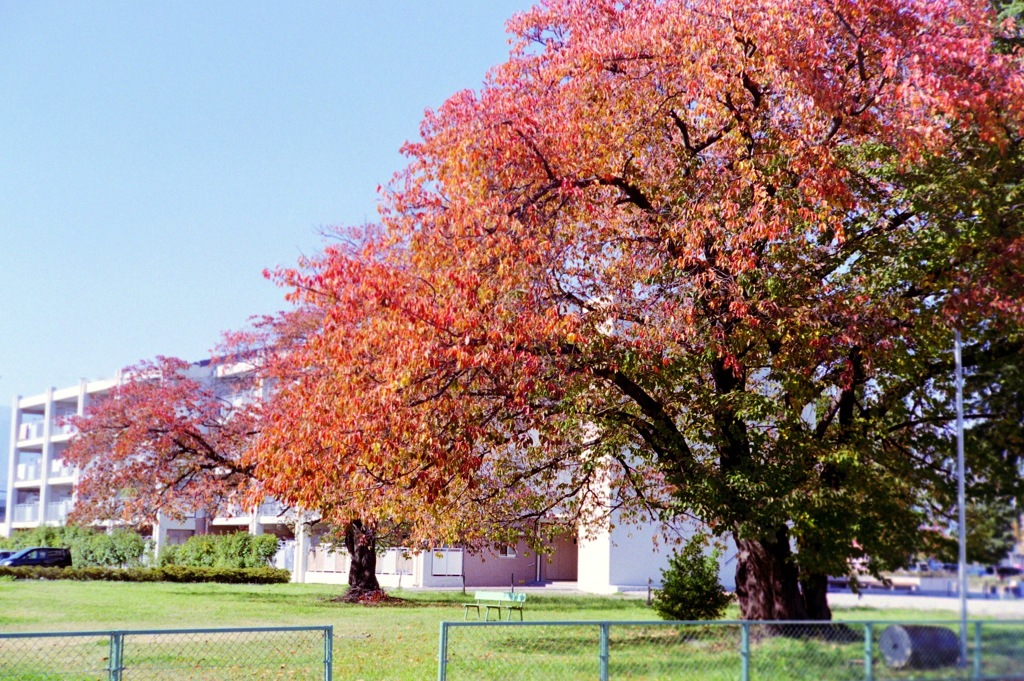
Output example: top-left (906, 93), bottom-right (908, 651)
top-left (0, 565), bottom-right (291, 584)
top-left (0, 526), bottom-right (148, 568)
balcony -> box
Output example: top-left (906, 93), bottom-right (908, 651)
top-left (258, 500), bottom-right (286, 518)
top-left (16, 419), bottom-right (77, 443)
top-left (13, 503), bottom-right (39, 523)
top-left (18, 421), bottom-right (45, 442)
top-left (49, 461), bottom-right (77, 479)
top-left (45, 499), bottom-right (74, 523)
top-left (50, 421), bottom-right (76, 438)
top-left (15, 462), bottom-right (41, 483)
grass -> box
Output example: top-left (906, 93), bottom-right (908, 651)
top-left (0, 582), bottom-right (655, 679)
top-left (0, 581), bottom-right (1020, 680)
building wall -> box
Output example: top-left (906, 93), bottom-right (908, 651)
top-left (540, 535), bottom-right (578, 582)
top-left (577, 527), bottom-right (613, 593)
top-left (462, 540), bottom-right (538, 588)
top-left (578, 510), bottom-right (737, 594)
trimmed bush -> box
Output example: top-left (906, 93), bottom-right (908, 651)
top-left (0, 565), bottom-right (290, 584)
top-left (653, 537), bottom-right (732, 621)
top-left (160, 532), bottom-right (280, 569)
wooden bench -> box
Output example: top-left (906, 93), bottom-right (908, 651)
top-left (463, 591), bottom-right (526, 621)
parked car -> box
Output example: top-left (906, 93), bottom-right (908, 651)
top-left (0, 547), bottom-right (72, 568)
top-left (0, 550), bottom-right (14, 562)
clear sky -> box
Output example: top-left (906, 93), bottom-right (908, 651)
top-left (0, 0), bottom-right (536, 403)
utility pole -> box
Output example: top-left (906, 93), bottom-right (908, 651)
top-left (955, 330), bottom-right (968, 665)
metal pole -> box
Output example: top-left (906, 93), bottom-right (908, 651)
top-left (599, 623), bottom-right (610, 681)
top-left (324, 625), bottom-right (333, 681)
top-left (437, 622), bottom-right (449, 681)
top-left (864, 623), bottom-right (873, 681)
top-left (955, 330), bottom-right (969, 665)
top-left (108, 632), bottom-right (123, 681)
top-left (972, 621), bottom-right (982, 680)
top-left (740, 622), bottom-right (750, 681)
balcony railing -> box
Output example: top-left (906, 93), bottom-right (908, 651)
top-left (16, 420), bottom-right (77, 442)
top-left (18, 421), bottom-right (45, 441)
top-left (50, 421), bottom-right (76, 437)
top-left (46, 500), bottom-right (74, 522)
top-left (13, 503), bottom-right (39, 523)
top-left (49, 461), bottom-right (77, 479)
top-left (15, 463), bottom-right (41, 483)
top-left (258, 501), bottom-right (286, 518)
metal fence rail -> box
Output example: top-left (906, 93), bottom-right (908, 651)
top-left (0, 625), bottom-right (332, 680)
top-left (438, 619), bottom-right (1024, 681)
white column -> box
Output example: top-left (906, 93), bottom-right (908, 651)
top-left (152, 510), bottom-right (168, 565)
top-left (73, 382), bottom-right (88, 490)
top-left (3, 399), bottom-right (21, 537)
top-left (38, 388), bottom-right (54, 524)
top-left (292, 517), bottom-right (308, 583)
top-left (249, 507), bottom-right (263, 536)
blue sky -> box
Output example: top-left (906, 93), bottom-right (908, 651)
top-left (0, 1), bottom-right (535, 403)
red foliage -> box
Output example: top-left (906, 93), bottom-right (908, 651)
top-left (63, 356), bottom-right (260, 524)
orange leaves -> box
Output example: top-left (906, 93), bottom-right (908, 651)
top-left (250, 0), bottom-right (1024, 553)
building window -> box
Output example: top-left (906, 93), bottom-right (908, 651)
top-left (498, 544), bottom-right (517, 559)
top-left (166, 530), bottom-right (194, 546)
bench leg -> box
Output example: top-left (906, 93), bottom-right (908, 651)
top-left (485, 605), bottom-right (502, 621)
top-left (464, 604), bottom-right (480, 621)
top-left (506, 607), bottom-right (523, 622)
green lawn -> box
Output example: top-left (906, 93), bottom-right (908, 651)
top-left (0, 581), bottom-right (657, 679)
top-left (0, 581), bottom-right (1017, 680)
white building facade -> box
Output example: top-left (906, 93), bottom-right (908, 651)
top-left (3, 377), bottom-right (118, 535)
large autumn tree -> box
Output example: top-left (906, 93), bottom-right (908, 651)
top-left (256, 0), bottom-right (1024, 621)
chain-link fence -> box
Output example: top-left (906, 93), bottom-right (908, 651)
top-left (438, 619), bottom-right (1024, 680)
top-left (0, 625), bottom-right (332, 680)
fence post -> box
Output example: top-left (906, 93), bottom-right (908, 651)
top-left (108, 632), bottom-right (124, 681)
top-left (324, 625), bottom-right (333, 681)
top-left (599, 622), bottom-right (610, 681)
top-left (740, 622), bottom-right (750, 681)
top-left (972, 621), bottom-right (982, 680)
top-left (438, 622), bottom-right (449, 681)
top-left (863, 622), bottom-right (873, 681)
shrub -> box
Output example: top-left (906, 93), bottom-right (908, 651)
top-left (0, 565), bottom-right (290, 584)
top-left (175, 534), bottom-right (218, 567)
top-left (0, 526), bottom-right (149, 568)
top-left (162, 532), bottom-right (281, 569)
top-left (653, 537), bottom-right (732, 621)
top-left (157, 544), bottom-right (179, 567)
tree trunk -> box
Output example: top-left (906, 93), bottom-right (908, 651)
top-left (733, 526), bottom-right (835, 626)
top-left (733, 527), bottom-right (809, 622)
top-left (342, 519), bottom-right (382, 601)
top-left (800, 572), bottom-right (833, 621)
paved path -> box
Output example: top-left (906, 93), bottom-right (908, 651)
top-left (421, 582), bottom-right (1023, 618)
top-left (828, 592), bottom-right (1024, 619)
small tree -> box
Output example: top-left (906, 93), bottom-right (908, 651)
top-left (653, 539), bottom-right (732, 622)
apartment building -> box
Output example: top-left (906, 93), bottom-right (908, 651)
top-left (3, 377), bottom-right (119, 535)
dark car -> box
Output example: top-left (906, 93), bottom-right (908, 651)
top-left (0, 547), bottom-right (72, 568)
top-left (0, 550), bottom-right (14, 562)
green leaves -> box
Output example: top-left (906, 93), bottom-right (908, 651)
top-left (653, 536), bottom-right (733, 621)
